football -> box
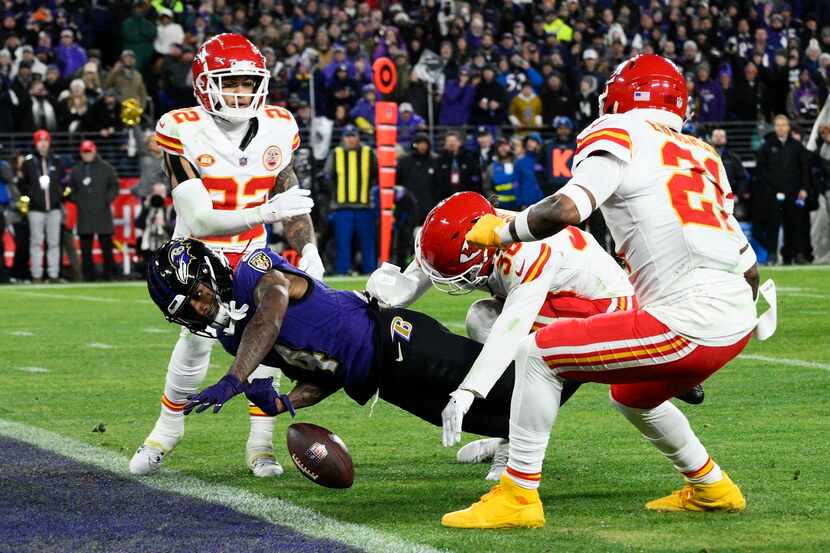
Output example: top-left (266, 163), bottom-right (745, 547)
top-left (286, 423), bottom-right (354, 488)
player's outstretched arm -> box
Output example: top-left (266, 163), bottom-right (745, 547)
top-left (183, 271), bottom-right (302, 416)
top-left (273, 162), bottom-right (324, 279)
top-left (466, 153), bottom-right (624, 248)
top-left (228, 271), bottom-right (295, 383)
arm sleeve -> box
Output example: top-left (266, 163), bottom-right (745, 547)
top-left (459, 253), bottom-right (563, 398)
top-left (171, 178), bottom-right (263, 237)
top-left (559, 152), bottom-right (626, 211)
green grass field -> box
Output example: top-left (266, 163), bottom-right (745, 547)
top-left (1, 267), bottom-right (829, 552)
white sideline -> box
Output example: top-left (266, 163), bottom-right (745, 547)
top-left (738, 354), bottom-right (830, 372)
top-left (0, 418), bottom-right (447, 553)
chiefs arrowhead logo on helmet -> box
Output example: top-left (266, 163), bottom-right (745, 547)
top-left (416, 192), bottom-right (497, 295)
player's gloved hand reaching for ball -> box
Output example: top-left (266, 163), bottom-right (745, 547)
top-left (442, 388), bottom-right (475, 447)
top-left (183, 373), bottom-right (246, 414)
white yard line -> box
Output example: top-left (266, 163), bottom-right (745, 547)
top-left (16, 367), bottom-right (48, 373)
top-left (738, 354), bottom-right (830, 373)
top-left (0, 418), bottom-right (447, 553)
top-left (8, 291), bottom-right (151, 304)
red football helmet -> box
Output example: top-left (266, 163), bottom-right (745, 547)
top-left (415, 192), bottom-right (497, 295)
top-left (192, 33), bottom-right (270, 121)
top-left (599, 54), bottom-right (688, 120)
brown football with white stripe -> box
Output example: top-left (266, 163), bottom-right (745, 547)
top-left (286, 423), bottom-right (354, 488)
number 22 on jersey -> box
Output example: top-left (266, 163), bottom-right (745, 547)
top-left (661, 141), bottom-right (733, 231)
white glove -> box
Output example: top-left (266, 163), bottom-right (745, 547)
top-left (298, 243), bottom-right (325, 280)
top-left (441, 389), bottom-right (475, 447)
top-left (258, 187), bottom-right (313, 224)
top-left (365, 262), bottom-right (403, 308)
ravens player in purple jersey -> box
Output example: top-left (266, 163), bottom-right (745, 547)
top-left (146, 238), bottom-right (528, 441)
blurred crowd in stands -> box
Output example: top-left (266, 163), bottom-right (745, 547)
top-left (2, 0), bottom-right (830, 282)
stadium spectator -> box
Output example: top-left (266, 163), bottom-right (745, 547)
top-left (43, 65), bottom-right (64, 101)
top-left (324, 125), bottom-right (378, 275)
top-left (133, 133), bottom-right (165, 199)
top-left (514, 134), bottom-right (544, 210)
top-left (755, 115), bottom-right (812, 265)
top-left (437, 130), bottom-right (481, 200)
top-left (350, 83), bottom-right (376, 134)
top-left (56, 79), bottom-right (89, 133)
top-left (81, 62), bottom-right (103, 104)
top-left (87, 90), bottom-right (123, 138)
top-left (790, 69), bottom-right (820, 119)
top-left (397, 103), bottom-right (425, 147)
top-left (710, 129), bottom-right (751, 221)
top-left (19, 130), bottom-right (65, 283)
top-left (159, 43), bottom-right (193, 111)
top-left (68, 140), bottom-right (119, 281)
top-left (439, 67), bottom-right (475, 127)
top-left (55, 29), bottom-right (86, 81)
top-left (509, 80), bottom-right (543, 133)
top-left (733, 62), bottom-right (770, 121)
top-left (397, 132), bottom-right (439, 226)
top-left (540, 71), bottom-right (573, 126)
top-left (694, 63), bottom-right (725, 123)
top-left (135, 182), bottom-right (173, 276)
top-left (105, 50), bottom-right (148, 110)
top-left (14, 45), bottom-right (45, 80)
top-left (326, 63), bottom-right (358, 119)
top-left (471, 65), bottom-right (507, 126)
top-left (489, 137), bottom-right (519, 211)
top-left (154, 9), bottom-right (184, 57)
top-left (21, 80), bottom-right (58, 133)
top-left (121, 2), bottom-right (157, 73)
top-left (543, 116), bottom-right (576, 195)
top-left (574, 74), bottom-right (599, 131)
top-left (472, 126), bottom-right (495, 172)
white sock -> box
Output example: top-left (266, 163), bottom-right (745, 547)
top-left (246, 364), bottom-right (281, 454)
top-left (147, 329), bottom-right (213, 450)
top-left (505, 335), bottom-right (562, 490)
top-left (610, 394), bottom-right (723, 484)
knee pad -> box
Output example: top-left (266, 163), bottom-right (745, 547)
top-left (465, 297), bottom-right (504, 343)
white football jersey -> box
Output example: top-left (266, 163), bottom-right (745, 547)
top-left (487, 226), bottom-right (634, 325)
top-left (572, 108), bottom-right (756, 345)
top-left (155, 104), bottom-right (300, 253)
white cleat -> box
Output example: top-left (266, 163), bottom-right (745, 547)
top-left (485, 441), bottom-right (509, 481)
top-left (129, 442), bottom-right (167, 475)
top-left (456, 438), bottom-right (506, 464)
top-left (247, 451), bottom-right (284, 478)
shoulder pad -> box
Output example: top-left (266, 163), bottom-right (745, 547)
top-left (262, 105), bottom-right (300, 151)
top-left (155, 111), bottom-right (184, 155)
top-left (573, 113), bottom-right (634, 168)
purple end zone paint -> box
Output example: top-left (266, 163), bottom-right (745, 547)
top-left (0, 437), bottom-right (360, 553)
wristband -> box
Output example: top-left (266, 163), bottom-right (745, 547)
top-left (512, 208), bottom-right (537, 241)
top-left (278, 393), bottom-right (296, 417)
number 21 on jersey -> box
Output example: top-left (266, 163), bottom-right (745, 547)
top-left (661, 141), bottom-right (733, 231)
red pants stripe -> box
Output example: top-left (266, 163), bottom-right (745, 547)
top-left (532, 308), bottom-right (751, 408)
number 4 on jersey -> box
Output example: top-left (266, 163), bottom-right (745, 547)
top-left (661, 141), bottom-right (733, 231)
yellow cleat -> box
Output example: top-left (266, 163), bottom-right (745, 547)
top-left (441, 475), bottom-right (545, 529)
top-left (646, 472), bottom-right (746, 513)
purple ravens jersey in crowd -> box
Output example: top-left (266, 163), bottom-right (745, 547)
top-left (217, 248), bottom-right (379, 403)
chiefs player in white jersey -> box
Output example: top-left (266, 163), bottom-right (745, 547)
top-left (368, 191), bottom-right (637, 476)
top-left (443, 54), bottom-right (768, 528)
top-left (129, 34), bottom-right (323, 478)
